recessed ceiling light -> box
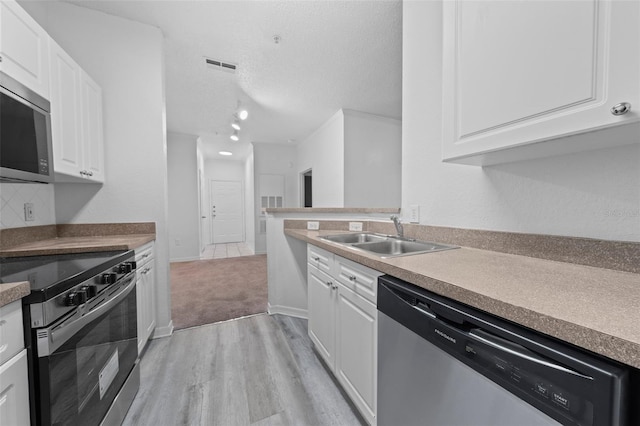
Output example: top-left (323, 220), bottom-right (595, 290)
top-left (238, 109), bottom-right (248, 120)
top-left (230, 129), bottom-right (239, 141)
top-left (219, 151), bottom-right (233, 156)
top-left (231, 119), bottom-right (241, 131)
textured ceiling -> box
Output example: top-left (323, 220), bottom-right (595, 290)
top-left (64, 0), bottom-right (403, 160)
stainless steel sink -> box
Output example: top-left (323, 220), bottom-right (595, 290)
top-left (321, 233), bottom-right (388, 244)
top-left (352, 239), bottom-right (457, 257)
top-left (320, 232), bottom-right (457, 258)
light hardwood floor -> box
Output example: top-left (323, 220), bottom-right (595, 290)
top-left (123, 314), bottom-right (365, 426)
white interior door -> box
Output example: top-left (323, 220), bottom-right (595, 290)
top-left (210, 180), bottom-right (244, 244)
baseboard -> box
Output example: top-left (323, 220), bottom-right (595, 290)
top-left (151, 320), bottom-right (174, 339)
top-left (268, 303), bottom-right (308, 319)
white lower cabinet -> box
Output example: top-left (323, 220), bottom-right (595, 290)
top-left (308, 266), bottom-right (336, 369)
top-left (307, 245), bottom-right (381, 425)
top-left (335, 284), bottom-right (377, 423)
top-left (135, 242), bottom-right (156, 354)
top-left (0, 300), bottom-right (30, 426)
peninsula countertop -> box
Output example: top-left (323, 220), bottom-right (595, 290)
top-left (286, 228), bottom-right (640, 369)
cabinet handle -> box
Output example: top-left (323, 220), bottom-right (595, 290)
top-left (611, 102), bottom-right (631, 116)
top-left (87, 171), bottom-right (93, 177)
top-left (80, 170), bottom-right (86, 176)
top-left (312, 256), bottom-right (320, 261)
top-left (347, 274), bottom-right (357, 282)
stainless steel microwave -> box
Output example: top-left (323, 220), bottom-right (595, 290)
top-left (0, 71), bottom-right (53, 183)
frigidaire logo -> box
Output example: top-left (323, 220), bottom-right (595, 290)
top-left (434, 328), bottom-right (456, 344)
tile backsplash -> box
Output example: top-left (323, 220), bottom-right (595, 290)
top-left (0, 183), bottom-right (56, 229)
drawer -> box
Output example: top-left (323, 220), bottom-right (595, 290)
top-left (307, 245), bottom-right (334, 276)
top-left (0, 300), bottom-right (24, 365)
top-left (335, 256), bottom-right (383, 304)
top-left (135, 241), bottom-right (155, 267)
top-left (0, 349), bottom-right (30, 426)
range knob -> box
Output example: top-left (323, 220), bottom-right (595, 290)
top-left (65, 290), bottom-right (87, 306)
top-left (101, 273), bottom-right (117, 284)
top-left (117, 263), bottom-right (132, 274)
top-left (81, 285), bottom-right (98, 298)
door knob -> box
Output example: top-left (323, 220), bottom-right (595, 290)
top-left (611, 102), bottom-right (631, 116)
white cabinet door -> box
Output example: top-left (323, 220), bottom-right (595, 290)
top-left (442, 0), bottom-right (640, 165)
top-left (0, 350), bottom-right (30, 426)
top-left (307, 265), bottom-right (336, 370)
top-left (0, 0), bottom-right (49, 98)
top-left (81, 71), bottom-right (105, 182)
top-left (136, 243), bottom-right (156, 354)
top-left (335, 285), bottom-right (377, 425)
top-left (142, 258), bottom-right (156, 342)
top-left (50, 41), bottom-right (83, 177)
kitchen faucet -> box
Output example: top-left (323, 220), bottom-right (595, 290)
top-left (391, 215), bottom-right (404, 238)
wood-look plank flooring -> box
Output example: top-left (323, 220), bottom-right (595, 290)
top-left (123, 314), bottom-right (365, 426)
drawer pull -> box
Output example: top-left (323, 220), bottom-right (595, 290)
top-left (347, 275), bottom-right (357, 282)
top-left (312, 256), bottom-right (320, 261)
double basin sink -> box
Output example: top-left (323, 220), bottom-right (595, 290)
top-left (320, 233), bottom-right (458, 258)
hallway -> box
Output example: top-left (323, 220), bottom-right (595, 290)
top-left (200, 242), bottom-right (254, 259)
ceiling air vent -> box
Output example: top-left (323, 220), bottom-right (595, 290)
top-left (205, 57), bottom-right (237, 74)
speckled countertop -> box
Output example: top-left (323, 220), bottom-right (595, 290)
top-left (0, 234), bottom-right (155, 258)
top-left (0, 281), bottom-right (30, 307)
top-left (286, 228), bottom-right (640, 369)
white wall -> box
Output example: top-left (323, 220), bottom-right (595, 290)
top-left (343, 110), bottom-right (402, 207)
top-left (296, 110), bottom-right (345, 207)
top-left (25, 2), bottom-right (174, 335)
top-left (0, 183), bottom-right (55, 228)
top-left (253, 143), bottom-right (298, 253)
top-left (167, 132), bottom-right (199, 262)
top-left (402, 1), bottom-right (640, 242)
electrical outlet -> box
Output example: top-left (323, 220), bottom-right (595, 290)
top-left (409, 205), bottom-right (420, 223)
top-left (24, 203), bottom-right (35, 221)
top-left (307, 221), bottom-right (320, 230)
top-left (349, 222), bottom-right (363, 231)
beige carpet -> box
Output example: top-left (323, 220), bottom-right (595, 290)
top-left (170, 254), bottom-right (267, 330)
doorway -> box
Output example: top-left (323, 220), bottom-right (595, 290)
top-left (210, 180), bottom-right (244, 244)
top-left (301, 169), bottom-right (312, 207)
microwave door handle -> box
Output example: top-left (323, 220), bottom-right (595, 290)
top-left (45, 275), bottom-right (136, 355)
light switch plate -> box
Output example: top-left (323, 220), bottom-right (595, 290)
top-left (349, 222), bottom-right (363, 231)
top-left (307, 221), bottom-right (320, 230)
top-left (409, 205), bottom-right (420, 223)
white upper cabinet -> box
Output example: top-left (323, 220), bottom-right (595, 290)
top-left (0, 0), bottom-right (50, 98)
top-left (81, 71), bottom-right (105, 182)
top-left (442, 0), bottom-right (640, 166)
top-left (50, 40), bottom-right (104, 183)
top-left (50, 41), bottom-right (83, 177)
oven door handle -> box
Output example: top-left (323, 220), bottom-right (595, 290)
top-left (43, 275), bottom-right (136, 356)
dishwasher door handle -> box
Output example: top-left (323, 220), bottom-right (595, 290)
top-left (468, 330), bottom-right (593, 380)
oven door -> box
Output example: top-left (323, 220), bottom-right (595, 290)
top-left (33, 274), bottom-right (138, 426)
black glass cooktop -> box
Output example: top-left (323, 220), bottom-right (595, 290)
top-left (0, 250), bottom-right (133, 303)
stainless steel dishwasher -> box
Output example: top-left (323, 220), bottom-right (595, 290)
top-left (377, 275), bottom-right (633, 426)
